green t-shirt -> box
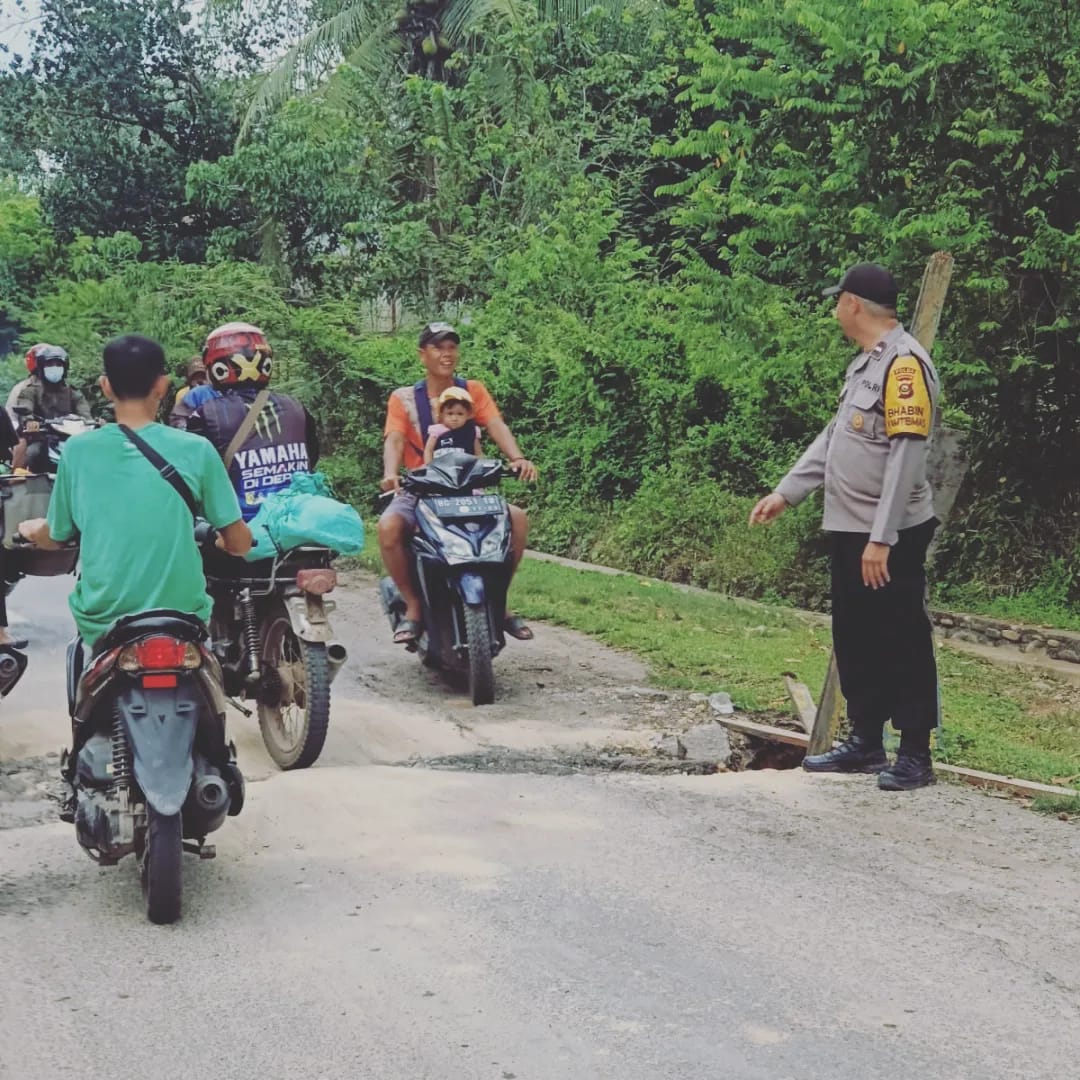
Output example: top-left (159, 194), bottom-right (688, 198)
top-left (47, 422), bottom-right (242, 645)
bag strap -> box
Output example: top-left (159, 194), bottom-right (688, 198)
top-left (119, 424), bottom-right (199, 521)
top-left (413, 375), bottom-right (467, 444)
top-left (223, 388), bottom-right (272, 470)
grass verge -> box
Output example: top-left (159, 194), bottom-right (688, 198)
top-left (349, 534), bottom-right (1080, 791)
top-left (510, 560), bottom-right (1080, 792)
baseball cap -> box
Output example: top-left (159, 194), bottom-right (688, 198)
top-left (822, 263), bottom-right (898, 308)
top-left (418, 322), bottom-right (461, 347)
top-left (437, 387), bottom-right (473, 410)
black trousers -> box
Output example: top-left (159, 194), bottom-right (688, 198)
top-left (830, 518), bottom-right (938, 734)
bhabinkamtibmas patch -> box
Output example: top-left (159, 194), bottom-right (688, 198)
top-left (884, 357), bottom-right (932, 438)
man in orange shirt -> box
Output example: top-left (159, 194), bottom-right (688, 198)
top-left (379, 323), bottom-right (538, 646)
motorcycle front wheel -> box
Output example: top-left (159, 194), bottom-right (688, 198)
top-left (257, 606), bottom-right (330, 770)
top-left (463, 602), bottom-right (495, 706)
top-left (142, 806), bottom-right (183, 925)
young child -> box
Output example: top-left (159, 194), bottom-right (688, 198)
top-left (423, 386), bottom-right (482, 462)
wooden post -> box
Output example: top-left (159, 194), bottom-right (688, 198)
top-left (805, 252), bottom-right (956, 757)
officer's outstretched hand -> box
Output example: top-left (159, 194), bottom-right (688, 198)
top-left (749, 493), bottom-right (787, 526)
top-left (862, 542), bottom-right (891, 590)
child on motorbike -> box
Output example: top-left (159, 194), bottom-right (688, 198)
top-left (423, 387), bottom-right (482, 463)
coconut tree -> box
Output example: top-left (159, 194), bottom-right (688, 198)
top-left (227, 0), bottom-right (632, 139)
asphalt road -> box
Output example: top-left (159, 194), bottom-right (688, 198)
top-left (2, 574), bottom-right (1079, 1080)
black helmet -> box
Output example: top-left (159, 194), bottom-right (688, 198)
top-left (35, 345), bottom-right (70, 380)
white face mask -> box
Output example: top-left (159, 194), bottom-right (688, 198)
top-left (42, 365), bottom-right (65, 384)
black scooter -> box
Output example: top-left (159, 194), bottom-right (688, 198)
top-left (62, 608), bottom-right (244, 924)
top-left (380, 452), bottom-right (515, 705)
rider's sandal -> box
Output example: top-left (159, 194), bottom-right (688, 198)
top-left (502, 614), bottom-right (534, 641)
top-left (393, 619), bottom-right (423, 646)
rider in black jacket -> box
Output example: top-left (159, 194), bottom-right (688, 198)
top-left (187, 322), bottom-right (319, 523)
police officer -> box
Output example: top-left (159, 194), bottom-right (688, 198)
top-left (750, 263), bottom-right (940, 791)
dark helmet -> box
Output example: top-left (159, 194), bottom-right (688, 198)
top-left (202, 322), bottom-right (273, 389)
top-left (24, 343), bottom-right (52, 375)
top-left (33, 344), bottom-right (70, 379)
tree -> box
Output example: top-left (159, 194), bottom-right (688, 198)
top-left (229, 0), bottom-right (658, 137)
top-left (0, 0), bottom-right (285, 258)
top-left (661, 0), bottom-right (1080, 586)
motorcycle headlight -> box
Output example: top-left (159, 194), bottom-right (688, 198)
top-left (480, 527), bottom-right (508, 557)
top-left (418, 501), bottom-right (475, 560)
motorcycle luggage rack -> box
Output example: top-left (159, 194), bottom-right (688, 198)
top-left (205, 546), bottom-right (335, 597)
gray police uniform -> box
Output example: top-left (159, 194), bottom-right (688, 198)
top-left (776, 324), bottom-right (940, 735)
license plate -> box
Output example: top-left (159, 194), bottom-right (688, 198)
top-left (428, 495), bottom-right (503, 518)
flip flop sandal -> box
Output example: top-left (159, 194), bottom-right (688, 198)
top-left (393, 619), bottom-right (423, 646)
top-left (502, 614), bottom-right (534, 641)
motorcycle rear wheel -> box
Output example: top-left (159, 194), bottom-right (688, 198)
top-left (142, 807), bottom-right (183, 925)
top-left (463, 603), bottom-right (495, 706)
top-left (257, 609), bottom-right (330, 770)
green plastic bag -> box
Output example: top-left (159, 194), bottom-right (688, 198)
top-left (245, 471), bottom-right (365, 561)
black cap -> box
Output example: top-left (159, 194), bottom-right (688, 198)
top-left (822, 263), bottom-right (898, 308)
top-left (418, 321), bottom-right (460, 348)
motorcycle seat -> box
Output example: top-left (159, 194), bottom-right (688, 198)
top-left (96, 609), bottom-right (208, 652)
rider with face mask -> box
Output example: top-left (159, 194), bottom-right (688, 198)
top-left (12, 344), bottom-right (93, 423)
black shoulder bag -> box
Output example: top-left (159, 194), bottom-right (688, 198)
top-left (119, 424), bottom-right (199, 520)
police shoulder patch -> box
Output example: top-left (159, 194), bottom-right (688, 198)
top-left (884, 355), bottom-right (932, 439)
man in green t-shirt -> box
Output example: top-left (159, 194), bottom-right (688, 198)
top-left (20, 335), bottom-right (252, 647)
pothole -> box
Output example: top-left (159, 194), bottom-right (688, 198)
top-left (0, 754), bottom-right (65, 830)
top-left (404, 707), bottom-right (810, 778)
top-left (405, 747), bottom-right (721, 776)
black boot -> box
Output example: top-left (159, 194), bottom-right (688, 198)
top-left (878, 751), bottom-right (935, 791)
top-left (803, 731), bottom-right (887, 773)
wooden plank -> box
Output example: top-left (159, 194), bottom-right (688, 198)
top-left (935, 764), bottom-right (1080, 800)
top-left (807, 652), bottom-right (844, 756)
top-left (809, 251), bottom-right (956, 753)
top-left (910, 251), bottom-right (955, 351)
top-left (717, 717), bottom-right (811, 748)
top-left (784, 676), bottom-right (817, 733)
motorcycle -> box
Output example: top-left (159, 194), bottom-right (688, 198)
top-left (59, 597), bottom-right (245, 925)
top-left (203, 538), bottom-right (347, 770)
top-left (0, 474), bottom-right (80, 698)
top-left (379, 451), bottom-right (516, 705)
top-left (13, 411), bottom-right (98, 475)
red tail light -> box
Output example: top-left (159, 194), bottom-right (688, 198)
top-left (118, 636), bottom-right (201, 672)
top-left (296, 568), bottom-right (337, 595)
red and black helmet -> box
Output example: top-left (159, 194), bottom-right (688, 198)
top-left (202, 322), bottom-right (274, 389)
top-left (24, 342), bottom-right (52, 374)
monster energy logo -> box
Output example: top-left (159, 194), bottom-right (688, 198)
top-left (252, 400), bottom-right (284, 442)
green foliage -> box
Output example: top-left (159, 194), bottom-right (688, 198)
top-left (6, 0), bottom-right (1080, 627)
top-left (0, 0), bottom-right (291, 258)
top-left (586, 467), bottom-right (829, 607)
top-left (0, 182), bottom-right (53, 320)
top-left (663, 0), bottom-right (1080, 585)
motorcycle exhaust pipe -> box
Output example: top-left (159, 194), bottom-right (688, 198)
top-left (0, 648), bottom-right (28, 698)
top-left (185, 774), bottom-right (231, 835)
top-left (193, 775), bottom-right (230, 815)
top-left (326, 642), bottom-right (348, 685)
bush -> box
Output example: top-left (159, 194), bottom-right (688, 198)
top-left (585, 466), bottom-right (830, 607)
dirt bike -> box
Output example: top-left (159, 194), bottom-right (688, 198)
top-left (61, 603), bottom-right (245, 925)
top-left (203, 537), bottom-right (347, 769)
top-left (379, 451), bottom-right (515, 706)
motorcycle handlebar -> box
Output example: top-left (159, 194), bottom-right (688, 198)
top-left (378, 462), bottom-right (525, 496)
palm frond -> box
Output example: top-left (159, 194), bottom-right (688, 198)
top-left (238, 2), bottom-right (391, 143)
